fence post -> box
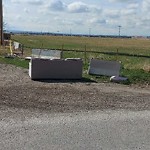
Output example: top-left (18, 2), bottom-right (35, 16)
top-left (21, 44), bottom-right (24, 56)
top-left (116, 49), bottom-right (119, 61)
top-left (61, 44), bottom-right (64, 58)
top-left (9, 40), bottom-right (13, 56)
top-left (41, 43), bottom-right (43, 49)
top-left (84, 45), bottom-right (87, 64)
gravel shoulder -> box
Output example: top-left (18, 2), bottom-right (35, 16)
top-left (0, 63), bottom-right (150, 118)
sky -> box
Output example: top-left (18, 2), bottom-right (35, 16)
top-left (3, 0), bottom-right (150, 36)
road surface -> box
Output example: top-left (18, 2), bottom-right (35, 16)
top-left (0, 110), bottom-right (150, 150)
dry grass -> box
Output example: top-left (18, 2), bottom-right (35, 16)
top-left (143, 64), bottom-right (150, 72)
top-left (12, 35), bottom-right (150, 55)
top-left (0, 46), bottom-right (10, 55)
top-left (2, 35), bottom-right (148, 77)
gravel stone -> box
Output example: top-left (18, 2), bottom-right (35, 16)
top-left (0, 63), bottom-right (150, 117)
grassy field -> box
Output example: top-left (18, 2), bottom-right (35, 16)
top-left (12, 35), bottom-right (150, 55)
top-left (0, 34), bottom-right (150, 85)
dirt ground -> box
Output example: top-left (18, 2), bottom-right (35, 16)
top-left (0, 63), bottom-right (150, 117)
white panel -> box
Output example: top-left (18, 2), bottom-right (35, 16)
top-left (13, 42), bottom-right (20, 49)
top-left (32, 49), bottom-right (62, 59)
top-left (29, 58), bottom-right (83, 80)
top-left (29, 62), bottom-right (31, 78)
top-left (88, 59), bottom-right (121, 76)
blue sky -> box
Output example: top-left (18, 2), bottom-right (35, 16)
top-left (3, 0), bottom-right (150, 36)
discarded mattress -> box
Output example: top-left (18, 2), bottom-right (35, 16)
top-left (88, 59), bottom-right (121, 76)
top-left (29, 58), bottom-right (83, 80)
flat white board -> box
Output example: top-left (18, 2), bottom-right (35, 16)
top-left (88, 59), bottom-right (121, 76)
top-left (32, 49), bottom-right (62, 59)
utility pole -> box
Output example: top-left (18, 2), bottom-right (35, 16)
top-left (0, 0), bottom-right (3, 45)
top-left (118, 25), bottom-right (121, 37)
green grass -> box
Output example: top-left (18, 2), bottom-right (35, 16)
top-left (121, 69), bottom-right (150, 84)
top-left (1, 35), bottom-right (150, 85)
top-left (0, 55), bottom-right (149, 85)
top-left (0, 56), bottom-right (29, 68)
top-left (12, 34), bottom-right (150, 70)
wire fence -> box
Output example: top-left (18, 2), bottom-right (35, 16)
top-left (22, 43), bottom-right (150, 64)
top-left (8, 34), bottom-right (150, 71)
top-left (22, 44), bottom-right (119, 64)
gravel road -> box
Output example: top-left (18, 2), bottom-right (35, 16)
top-left (0, 63), bottom-right (150, 150)
top-left (0, 63), bottom-right (150, 118)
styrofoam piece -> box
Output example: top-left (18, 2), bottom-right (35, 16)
top-left (25, 57), bottom-right (31, 60)
top-left (29, 58), bottom-right (83, 80)
top-left (65, 58), bottom-right (82, 60)
top-left (13, 42), bottom-right (20, 49)
top-left (88, 59), bottom-right (121, 76)
top-left (29, 62), bottom-right (31, 78)
top-left (110, 76), bottom-right (128, 82)
top-left (32, 49), bottom-right (62, 59)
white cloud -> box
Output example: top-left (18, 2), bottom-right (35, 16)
top-left (67, 2), bottom-right (101, 13)
top-left (24, 8), bottom-right (30, 13)
top-left (104, 9), bottom-right (120, 18)
top-left (142, 0), bottom-right (150, 12)
top-left (106, 19), bottom-right (120, 27)
top-left (47, 0), bottom-right (66, 11)
top-left (3, 0), bottom-right (150, 36)
top-left (109, 0), bottom-right (136, 3)
top-left (11, 0), bottom-right (43, 5)
top-left (67, 2), bottom-right (89, 13)
top-left (10, 0), bottom-right (21, 3)
top-left (89, 18), bottom-right (106, 25)
top-left (27, 0), bottom-right (43, 5)
top-left (121, 8), bottom-right (136, 16)
top-left (127, 3), bottom-right (139, 9)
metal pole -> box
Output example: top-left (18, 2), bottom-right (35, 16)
top-left (0, 0), bottom-right (3, 45)
top-left (118, 26), bottom-right (121, 37)
top-left (84, 45), bottom-right (87, 64)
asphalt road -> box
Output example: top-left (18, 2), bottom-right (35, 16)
top-left (0, 110), bottom-right (150, 150)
